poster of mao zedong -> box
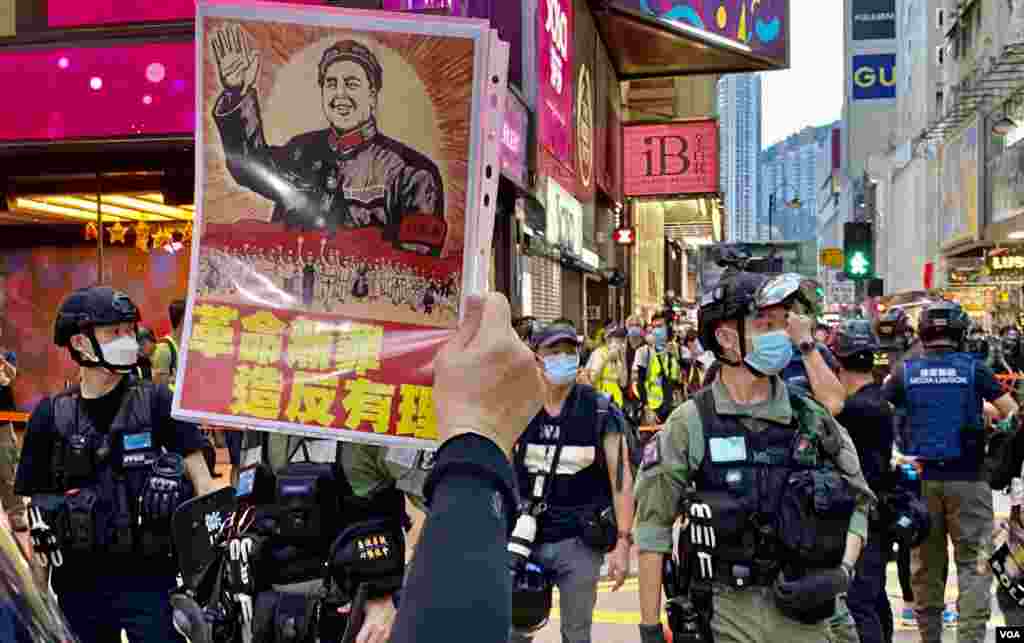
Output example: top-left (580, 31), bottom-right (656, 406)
top-left (177, 0), bottom-right (508, 446)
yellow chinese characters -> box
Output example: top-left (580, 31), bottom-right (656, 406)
top-left (230, 365), bottom-right (284, 420)
top-left (357, 535), bottom-right (392, 561)
top-left (285, 372), bottom-right (340, 426)
top-left (336, 324), bottom-right (383, 376)
top-left (286, 318), bottom-right (333, 371)
top-left (190, 304), bottom-right (239, 359)
top-left (239, 311), bottom-right (287, 365)
top-left (342, 379), bottom-right (395, 434)
top-left (396, 384), bottom-right (438, 440)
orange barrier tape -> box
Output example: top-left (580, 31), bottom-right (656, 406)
top-left (0, 412), bottom-right (29, 423)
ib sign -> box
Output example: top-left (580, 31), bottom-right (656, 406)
top-left (623, 120), bottom-right (719, 197)
top-left (852, 54), bottom-right (896, 101)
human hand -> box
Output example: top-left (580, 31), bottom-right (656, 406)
top-left (786, 312), bottom-right (813, 346)
top-left (355, 596), bottom-right (396, 643)
top-left (607, 539), bottom-right (630, 591)
top-left (211, 25), bottom-right (261, 95)
top-left (433, 293), bottom-right (544, 460)
top-left (638, 623), bottom-right (668, 643)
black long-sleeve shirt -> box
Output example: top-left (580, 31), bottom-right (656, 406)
top-left (390, 434), bottom-right (519, 643)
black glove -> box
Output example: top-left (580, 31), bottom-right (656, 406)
top-left (639, 623), bottom-right (668, 643)
top-left (774, 567), bottom-right (851, 624)
top-left (141, 453), bottom-right (189, 526)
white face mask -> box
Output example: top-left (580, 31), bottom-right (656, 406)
top-left (89, 336), bottom-right (139, 368)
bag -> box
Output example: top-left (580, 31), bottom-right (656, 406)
top-left (580, 505), bottom-right (618, 553)
top-left (776, 469), bottom-right (856, 570)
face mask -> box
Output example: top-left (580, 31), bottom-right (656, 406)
top-left (652, 327), bottom-right (668, 349)
top-left (744, 330), bottom-right (794, 377)
top-left (627, 327), bottom-right (642, 338)
top-left (99, 336), bottom-right (140, 368)
top-left (542, 353), bottom-right (579, 386)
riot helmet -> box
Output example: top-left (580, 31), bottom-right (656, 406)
top-left (874, 307), bottom-right (910, 353)
top-left (697, 268), bottom-right (766, 365)
top-left (964, 323), bottom-right (990, 361)
top-left (54, 286), bottom-right (142, 373)
top-left (510, 563), bottom-right (554, 634)
top-left (834, 319), bottom-right (880, 372)
top-left (754, 273), bottom-right (823, 317)
top-left (918, 299), bottom-right (969, 348)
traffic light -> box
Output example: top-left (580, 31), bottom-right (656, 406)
top-left (843, 222), bottom-right (875, 281)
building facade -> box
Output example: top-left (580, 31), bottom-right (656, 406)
top-left (717, 73), bottom-right (763, 242)
top-left (761, 123), bottom-right (837, 242)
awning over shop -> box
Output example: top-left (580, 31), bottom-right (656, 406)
top-left (589, 0), bottom-right (790, 80)
top-left (7, 193), bottom-right (193, 225)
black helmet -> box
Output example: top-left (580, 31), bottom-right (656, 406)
top-left (754, 273), bottom-right (823, 317)
top-left (54, 286), bottom-right (141, 372)
top-left (875, 307), bottom-right (910, 352)
top-left (510, 563), bottom-right (553, 634)
top-left (834, 319), bottom-right (880, 360)
top-left (918, 299), bottom-right (969, 346)
top-left (697, 269), bottom-right (767, 362)
top-left (964, 324), bottom-right (989, 360)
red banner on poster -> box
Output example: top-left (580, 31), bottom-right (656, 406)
top-left (623, 120), bottom-right (719, 197)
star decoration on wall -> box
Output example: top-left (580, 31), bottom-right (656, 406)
top-left (108, 222), bottom-right (127, 244)
top-left (151, 226), bottom-right (173, 248)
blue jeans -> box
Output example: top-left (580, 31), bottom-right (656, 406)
top-left (509, 538), bottom-right (604, 643)
top-left (55, 569), bottom-right (182, 643)
top-left (847, 526), bottom-right (890, 643)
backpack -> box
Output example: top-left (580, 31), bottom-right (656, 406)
top-left (597, 394), bottom-right (642, 491)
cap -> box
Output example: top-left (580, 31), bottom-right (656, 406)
top-left (532, 323), bottom-right (581, 350)
top-left (318, 40), bottom-right (383, 91)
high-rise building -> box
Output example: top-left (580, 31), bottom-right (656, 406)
top-left (717, 73), bottom-right (762, 242)
top-left (760, 123), bottom-right (837, 242)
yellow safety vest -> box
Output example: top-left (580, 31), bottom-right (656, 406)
top-left (595, 349), bottom-right (624, 407)
top-left (646, 351), bottom-right (680, 411)
top-left (162, 335), bottom-right (179, 392)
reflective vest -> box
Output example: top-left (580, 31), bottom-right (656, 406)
top-left (161, 335), bottom-right (179, 392)
top-left (594, 348), bottom-right (624, 407)
top-left (904, 352), bottom-right (979, 461)
top-left (646, 351), bottom-right (680, 411)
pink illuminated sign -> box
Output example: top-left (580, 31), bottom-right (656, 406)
top-left (623, 120), bottom-right (719, 197)
top-left (0, 42), bottom-right (194, 142)
top-left (46, 0), bottom-right (328, 27)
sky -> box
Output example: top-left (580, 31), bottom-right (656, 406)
top-left (760, 0), bottom-right (844, 150)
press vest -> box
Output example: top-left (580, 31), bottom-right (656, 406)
top-left (515, 385), bottom-right (614, 537)
top-left (44, 380), bottom-right (162, 558)
top-left (594, 348), bottom-right (624, 407)
top-left (646, 351), bottom-right (680, 411)
top-left (690, 388), bottom-right (853, 577)
top-left (904, 352), bottom-right (979, 461)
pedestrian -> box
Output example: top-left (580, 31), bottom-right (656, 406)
top-left (634, 266), bottom-right (876, 643)
top-left (585, 325), bottom-right (628, 407)
top-left (883, 299), bottom-right (1019, 643)
top-left (632, 312), bottom-right (680, 425)
top-left (151, 299), bottom-right (185, 390)
top-left (508, 321), bottom-right (634, 643)
top-left (15, 287), bottom-right (216, 643)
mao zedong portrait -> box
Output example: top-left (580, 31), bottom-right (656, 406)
top-left (211, 26), bottom-right (447, 257)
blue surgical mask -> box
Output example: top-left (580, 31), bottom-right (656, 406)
top-left (543, 353), bottom-right (580, 385)
top-left (653, 327), bottom-right (668, 350)
top-left (627, 327), bottom-right (642, 338)
top-left (744, 330), bottom-right (794, 377)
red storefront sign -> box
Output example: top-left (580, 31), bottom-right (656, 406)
top-left (623, 120), bottom-right (719, 197)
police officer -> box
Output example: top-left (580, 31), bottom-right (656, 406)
top-left (632, 313), bottom-right (681, 424)
top-left (14, 286), bottom-right (214, 643)
top-left (833, 320), bottom-right (896, 643)
top-left (509, 322), bottom-right (634, 643)
top-left (635, 268), bottom-right (875, 643)
top-left (882, 299), bottom-right (1019, 643)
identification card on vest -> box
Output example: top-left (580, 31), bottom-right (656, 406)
top-left (237, 467), bottom-right (256, 497)
top-left (709, 436), bottom-right (747, 463)
top-left (123, 431), bottom-right (154, 468)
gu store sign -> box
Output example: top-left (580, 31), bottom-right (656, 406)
top-left (538, 0), bottom-right (573, 164)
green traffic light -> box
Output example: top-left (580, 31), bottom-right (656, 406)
top-left (849, 251), bottom-right (870, 276)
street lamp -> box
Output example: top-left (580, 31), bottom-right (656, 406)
top-left (767, 183), bottom-right (802, 241)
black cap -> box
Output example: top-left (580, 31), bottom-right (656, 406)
top-left (318, 40), bottom-right (383, 91)
top-left (532, 323), bottom-right (581, 350)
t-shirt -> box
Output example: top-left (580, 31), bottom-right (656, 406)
top-left (836, 383), bottom-right (894, 491)
top-left (15, 377), bottom-right (206, 578)
top-left (882, 349), bottom-right (1005, 480)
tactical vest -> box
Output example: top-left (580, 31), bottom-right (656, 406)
top-left (515, 385), bottom-right (614, 535)
top-left (904, 352), bottom-right (979, 461)
top-left (646, 351), bottom-right (680, 411)
top-left (594, 349), bottom-right (624, 407)
top-left (690, 388), bottom-right (855, 580)
top-left (43, 380), bottom-right (163, 559)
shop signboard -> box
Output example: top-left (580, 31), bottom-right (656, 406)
top-left (986, 248), bottom-right (1024, 278)
top-left (175, 1), bottom-right (508, 447)
top-left (820, 247), bottom-right (843, 269)
top-left (851, 0), bottom-right (895, 41)
top-left (500, 92), bottom-right (529, 191)
top-left (0, 0), bottom-right (14, 37)
top-left (612, 0), bottom-right (790, 69)
top-left (546, 177), bottom-right (583, 258)
top-left (623, 120), bottom-right (719, 197)
top-left (989, 141), bottom-right (1024, 224)
top-left (852, 54), bottom-right (896, 101)
top-left (538, 0), bottom-right (574, 164)
top-left (940, 118), bottom-right (980, 250)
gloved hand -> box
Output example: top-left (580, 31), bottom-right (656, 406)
top-left (639, 623), bottom-right (668, 643)
top-left (141, 453), bottom-right (188, 526)
top-left (774, 567), bottom-right (851, 624)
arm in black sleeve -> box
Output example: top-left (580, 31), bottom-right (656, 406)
top-left (14, 398), bottom-right (56, 496)
top-left (389, 434), bottom-right (519, 643)
top-left (152, 385), bottom-right (208, 456)
top-left (976, 363), bottom-right (1008, 403)
top-left (882, 363), bottom-right (906, 408)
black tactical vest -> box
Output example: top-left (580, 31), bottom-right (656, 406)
top-left (45, 380), bottom-right (160, 558)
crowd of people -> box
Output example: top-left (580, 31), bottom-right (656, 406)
top-left (2, 259), bottom-right (1024, 643)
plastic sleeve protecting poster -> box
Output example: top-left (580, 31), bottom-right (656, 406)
top-left (171, 2), bottom-right (511, 450)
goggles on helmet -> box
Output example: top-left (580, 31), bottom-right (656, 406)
top-left (754, 273), bottom-right (822, 317)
